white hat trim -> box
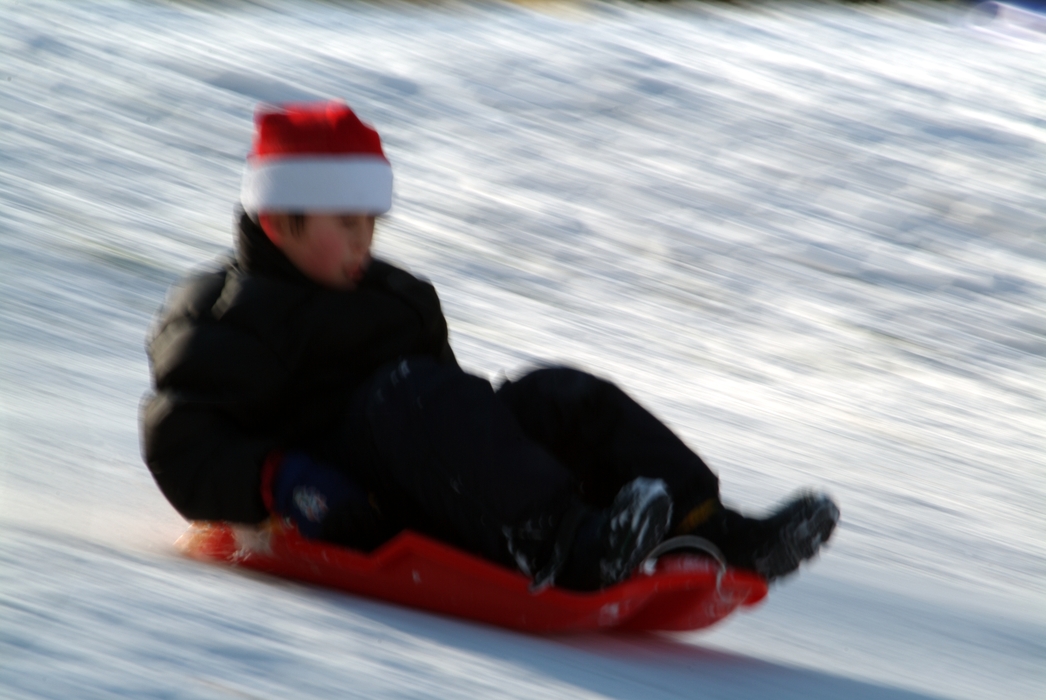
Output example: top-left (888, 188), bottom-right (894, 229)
top-left (241, 156), bottom-right (393, 214)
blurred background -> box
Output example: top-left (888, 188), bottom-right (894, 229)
top-left (1, 1), bottom-right (1043, 699)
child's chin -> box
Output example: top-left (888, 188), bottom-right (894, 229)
top-left (310, 265), bottom-right (364, 290)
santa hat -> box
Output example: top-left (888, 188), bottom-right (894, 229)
top-left (240, 101), bottom-right (393, 215)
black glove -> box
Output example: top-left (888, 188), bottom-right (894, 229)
top-left (270, 451), bottom-right (396, 550)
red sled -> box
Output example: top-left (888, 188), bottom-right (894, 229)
top-left (177, 519), bottom-right (767, 633)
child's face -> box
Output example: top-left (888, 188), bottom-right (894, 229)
top-left (262, 213), bottom-right (375, 290)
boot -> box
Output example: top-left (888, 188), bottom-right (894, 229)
top-left (683, 492), bottom-right (839, 583)
top-left (536, 477), bottom-right (673, 591)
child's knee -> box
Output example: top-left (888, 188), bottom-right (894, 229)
top-left (498, 366), bottom-right (616, 414)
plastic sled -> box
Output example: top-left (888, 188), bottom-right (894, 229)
top-left (177, 520), bottom-right (767, 633)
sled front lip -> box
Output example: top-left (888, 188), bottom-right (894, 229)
top-left (178, 520), bottom-right (768, 634)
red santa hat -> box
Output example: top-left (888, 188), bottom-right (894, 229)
top-left (240, 101), bottom-right (393, 215)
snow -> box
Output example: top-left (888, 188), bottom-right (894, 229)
top-left (1, 0), bottom-right (1043, 698)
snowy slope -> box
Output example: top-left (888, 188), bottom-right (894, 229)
top-left (1, 1), bottom-right (1043, 698)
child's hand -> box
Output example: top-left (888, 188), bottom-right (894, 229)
top-left (268, 451), bottom-right (391, 548)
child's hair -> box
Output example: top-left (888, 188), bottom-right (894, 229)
top-left (249, 211), bottom-right (308, 239)
top-left (287, 213), bottom-right (307, 237)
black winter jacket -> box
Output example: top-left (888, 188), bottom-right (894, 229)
top-left (141, 212), bottom-right (456, 523)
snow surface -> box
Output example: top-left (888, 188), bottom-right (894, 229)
top-left (1, 1), bottom-right (1044, 698)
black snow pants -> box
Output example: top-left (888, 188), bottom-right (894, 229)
top-left (338, 356), bottom-right (720, 572)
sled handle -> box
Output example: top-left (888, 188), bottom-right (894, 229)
top-left (641, 535), bottom-right (727, 575)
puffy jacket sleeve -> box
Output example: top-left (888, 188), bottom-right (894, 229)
top-left (140, 270), bottom-right (287, 523)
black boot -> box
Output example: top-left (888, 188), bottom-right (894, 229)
top-left (534, 477), bottom-right (673, 591)
top-left (687, 492), bottom-right (840, 583)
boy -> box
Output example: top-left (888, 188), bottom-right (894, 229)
top-left (142, 101), bottom-right (838, 591)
